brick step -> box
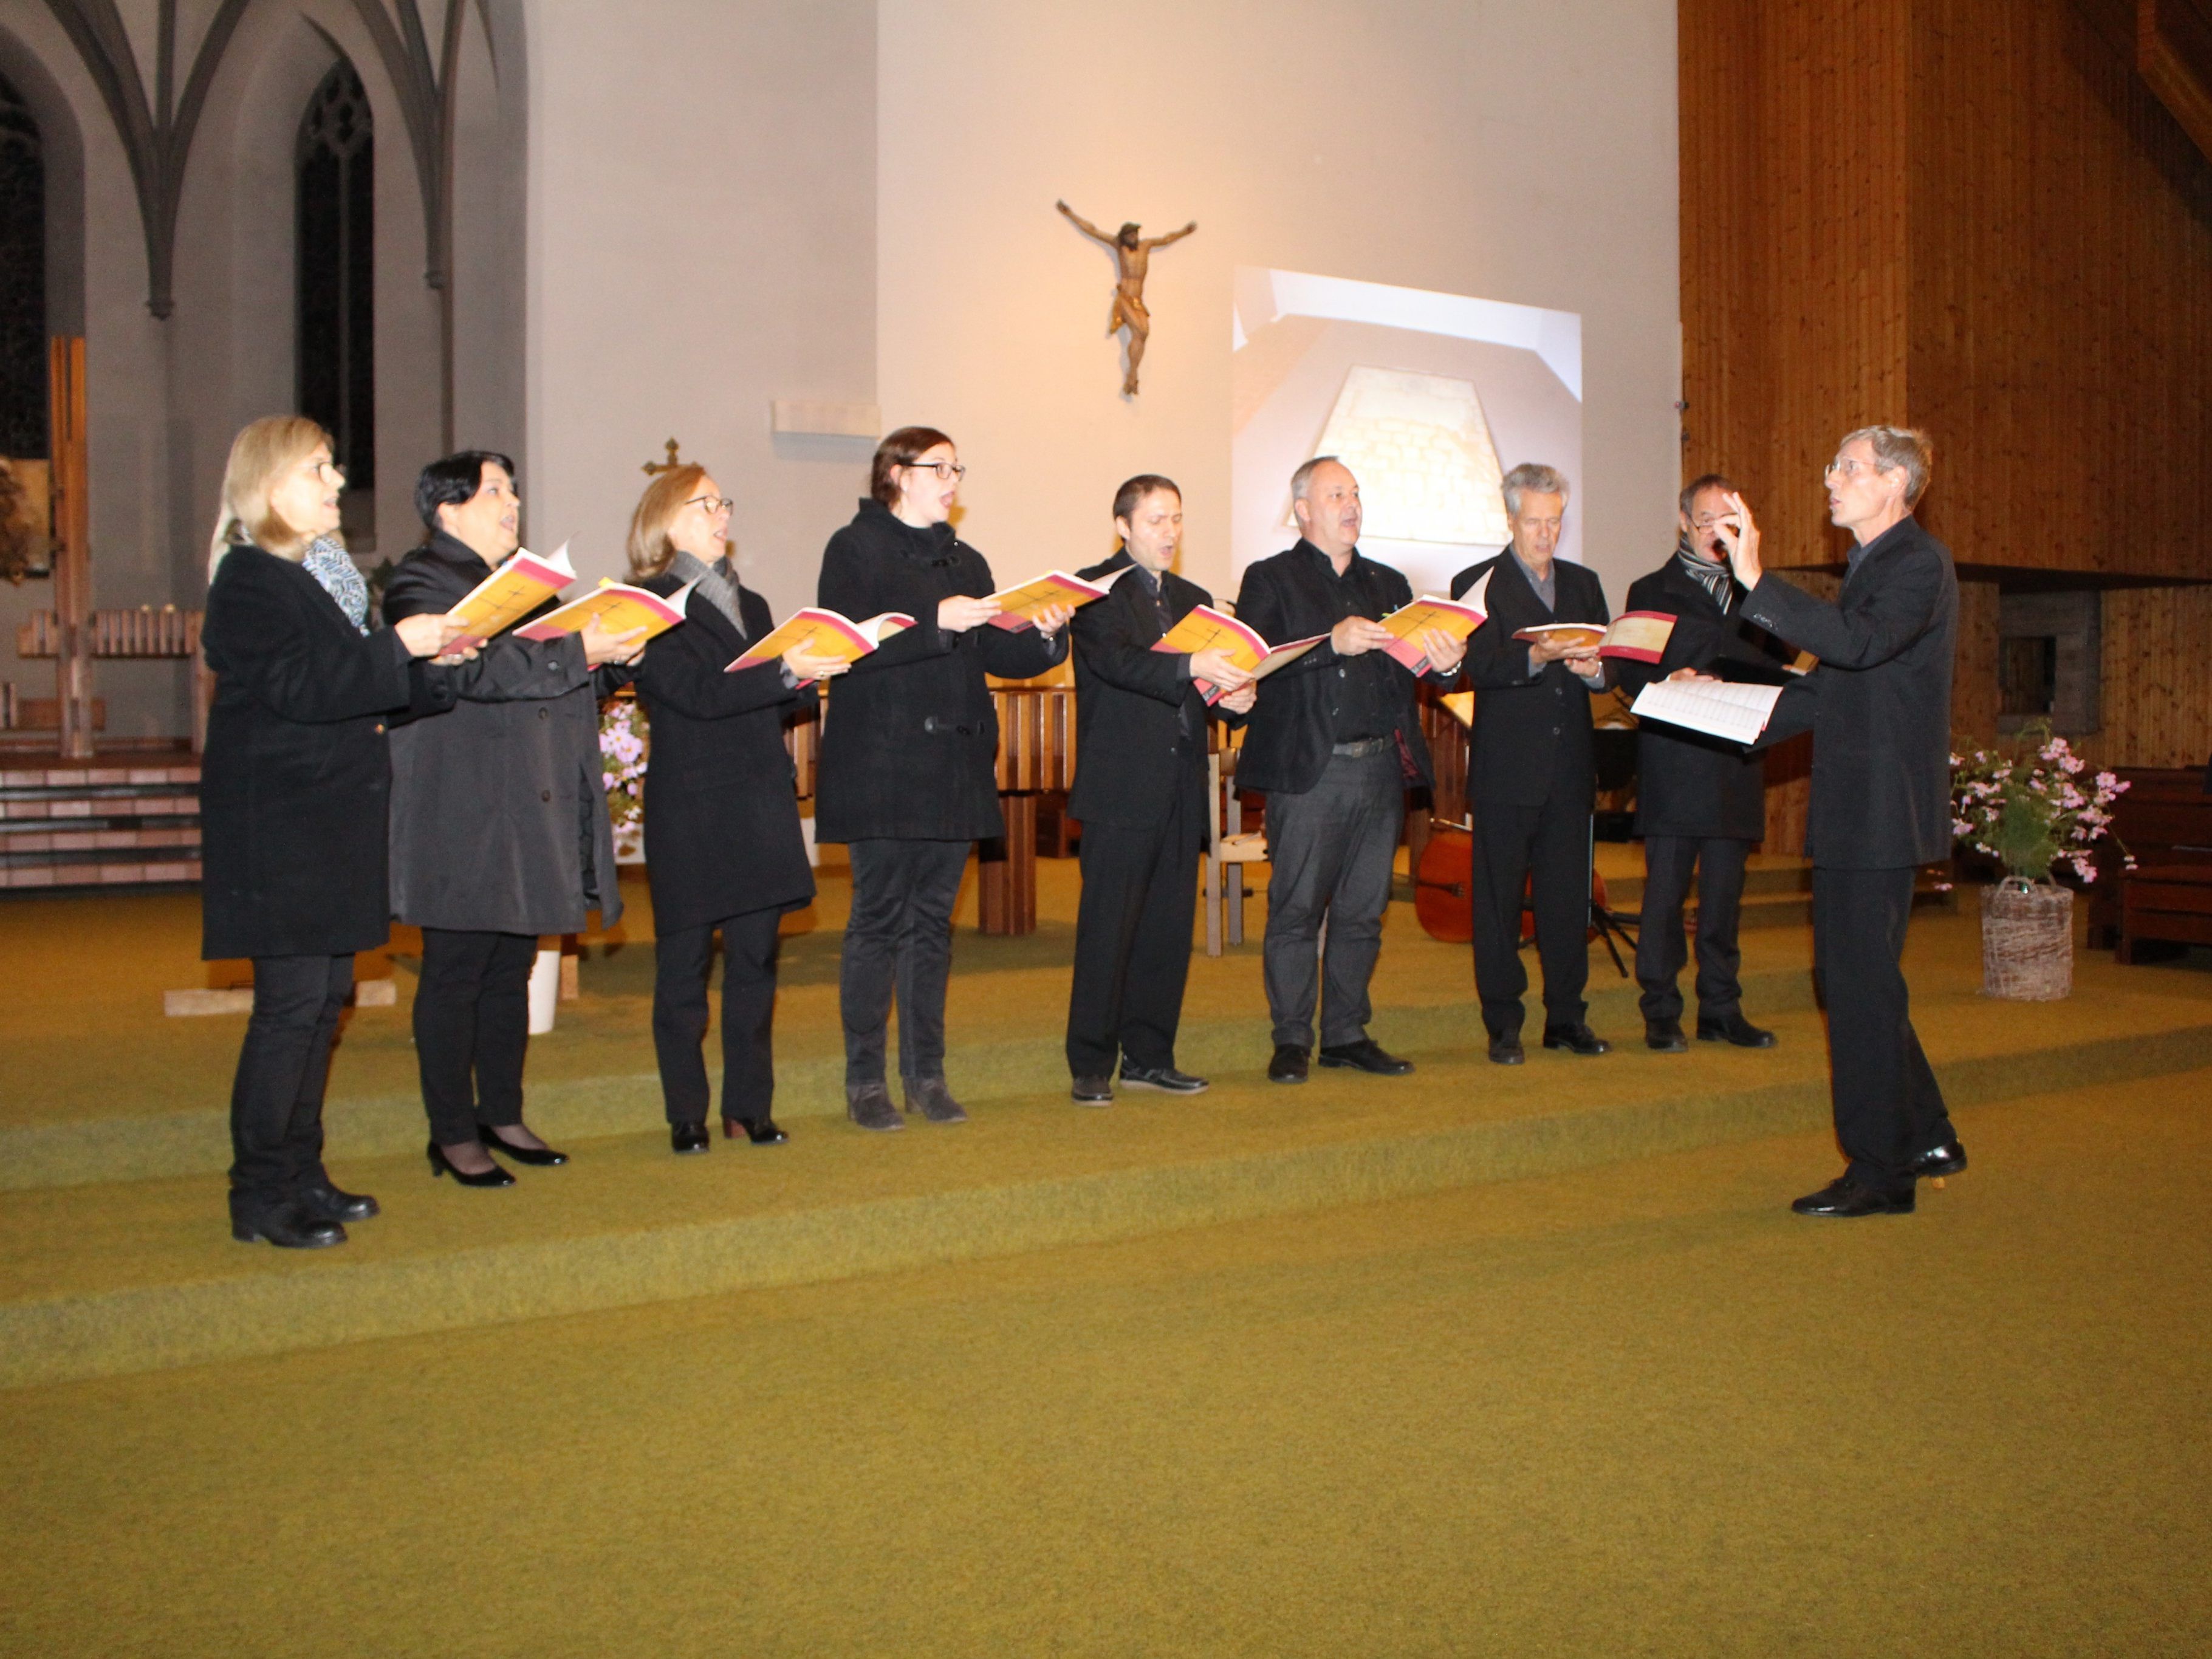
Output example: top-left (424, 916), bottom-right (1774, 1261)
top-left (0, 759), bottom-right (204, 891)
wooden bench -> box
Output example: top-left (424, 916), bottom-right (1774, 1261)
top-left (2095, 767), bottom-right (2212, 962)
top-left (2118, 864), bottom-right (2212, 962)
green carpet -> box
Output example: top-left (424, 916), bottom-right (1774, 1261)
top-left (2, 1071), bottom-right (2207, 1657)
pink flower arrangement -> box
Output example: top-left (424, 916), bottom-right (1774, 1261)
top-left (1951, 723), bottom-right (2131, 884)
top-left (599, 697), bottom-right (649, 836)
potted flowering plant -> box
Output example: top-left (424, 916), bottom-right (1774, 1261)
top-left (1951, 720), bottom-right (2129, 999)
top-left (600, 694), bottom-right (649, 863)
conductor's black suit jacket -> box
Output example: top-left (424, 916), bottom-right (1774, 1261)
top-left (1613, 554), bottom-right (1790, 841)
top-left (1066, 550), bottom-right (1236, 833)
top-left (1450, 552), bottom-right (1612, 811)
top-left (1740, 515), bottom-right (1959, 869)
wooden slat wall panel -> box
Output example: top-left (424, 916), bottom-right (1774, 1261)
top-left (2094, 585), bottom-right (2212, 767)
top-left (1953, 578), bottom-right (2002, 744)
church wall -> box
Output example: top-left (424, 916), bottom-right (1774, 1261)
top-left (874, 0), bottom-right (1682, 608)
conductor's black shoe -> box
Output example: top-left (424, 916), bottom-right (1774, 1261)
top-left (1791, 1177), bottom-right (1914, 1217)
top-left (1542, 1023), bottom-right (1612, 1056)
top-left (1267, 1045), bottom-right (1310, 1084)
top-left (728, 1116), bottom-right (789, 1146)
top-left (298, 1181), bottom-right (379, 1223)
top-left (231, 1203), bottom-right (346, 1250)
top-left (845, 1083), bottom-right (903, 1132)
top-left (671, 1121), bottom-right (711, 1154)
top-left (482, 1127), bottom-right (569, 1166)
top-left (1318, 1039), bottom-right (1414, 1076)
top-left (1905, 1140), bottom-right (1968, 1179)
top-left (1488, 1035), bottom-right (1525, 1066)
top-left (1697, 1011), bottom-right (1776, 1048)
top-left (1645, 1018), bottom-right (1688, 1052)
top-left (1071, 1075), bottom-right (1114, 1106)
top-left (904, 1076), bottom-right (970, 1124)
top-left (1121, 1064), bottom-right (1210, 1094)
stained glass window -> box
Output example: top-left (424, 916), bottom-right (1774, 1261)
top-left (296, 60), bottom-right (374, 542)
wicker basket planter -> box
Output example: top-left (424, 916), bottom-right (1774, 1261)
top-left (1979, 878), bottom-right (2075, 1000)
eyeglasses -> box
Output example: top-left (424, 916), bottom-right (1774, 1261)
top-left (1824, 457), bottom-right (1888, 481)
top-left (685, 494), bottom-right (735, 515)
top-left (902, 461), bottom-right (967, 482)
top-left (1688, 514), bottom-right (1730, 531)
top-left (315, 459), bottom-right (346, 484)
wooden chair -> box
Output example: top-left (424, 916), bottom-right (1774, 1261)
top-left (1203, 742), bottom-right (1267, 956)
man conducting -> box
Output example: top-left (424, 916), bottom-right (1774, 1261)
top-left (1614, 474), bottom-right (1791, 1053)
top-left (1715, 426), bottom-right (1965, 1217)
top-left (1450, 464), bottom-right (1614, 1065)
top-left (1063, 475), bottom-right (1256, 1105)
top-left (1235, 456), bottom-right (1468, 1085)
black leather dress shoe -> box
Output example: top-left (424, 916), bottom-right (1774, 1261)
top-left (1318, 1039), bottom-right (1414, 1076)
top-left (671, 1121), bottom-right (711, 1154)
top-left (1792, 1177), bottom-right (1914, 1217)
top-left (1267, 1045), bottom-right (1309, 1084)
top-left (1071, 1075), bottom-right (1114, 1106)
top-left (1645, 1018), bottom-right (1688, 1052)
top-left (298, 1182), bottom-right (379, 1223)
top-left (1488, 1035), bottom-right (1525, 1066)
top-left (727, 1116), bottom-right (788, 1146)
top-left (1905, 1140), bottom-right (1968, 1178)
top-left (232, 1203), bottom-right (347, 1249)
top-left (1542, 1023), bottom-right (1612, 1056)
top-left (427, 1140), bottom-right (516, 1187)
top-left (482, 1128), bottom-right (569, 1166)
top-left (1121, 1064), bottom-right (1209, 1094)
top-left (1697, 1011), bottom-right (1776, 1048)
top-left (904, 1076), bottom-right (969, 1124)
top-left (846, 1083), bottom-right (903, 1132)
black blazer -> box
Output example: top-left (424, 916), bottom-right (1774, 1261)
top-left (632, 574), bottom-right (818, 934)
top-left (1065, 550), bottom-right (1239, 833)
top-left (199, 545), bottom-right (451, 960)
top-left (1231, 541), bottom-right (1437, 796)
top-left (1614, 553), bottom-right (1790, 841)
top-left (1741, 515), bottom-right (1959, 869)
top-left (1451, 552), bottom-right (1612, 812)
top-left (813, 499), bottom-right (1066, 843)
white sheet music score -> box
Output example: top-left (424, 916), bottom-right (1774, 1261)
top-left (1629, 679), bottom-right (1786, 746)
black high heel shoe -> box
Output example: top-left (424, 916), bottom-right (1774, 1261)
top-left (725, 1116), bottom-right (789, 1146)
top-left (427, 1140), bottom-right (516, 1188)
top-left (480, 1127), bottom-right (569, 1167)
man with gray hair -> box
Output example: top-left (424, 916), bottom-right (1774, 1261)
top-left (1711, 425), bottom-right (1964, 1217)
top-left (1233, 456), bottom-right (1469, 1084)
top-left (1450, 463), bottom-right (1616, 1064)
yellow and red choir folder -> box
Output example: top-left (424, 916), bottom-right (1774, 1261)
top-left (1377, 570), bottom-right (1493, 674)
top-left (1439, 691), bottom-right (1476, 727)
top-left (725, 608), bottom-right (917, 683)
top-left (444, 542), bottom-right (577, 651)
top-left (1149, 605), bottom-right (1328, 703)
top-left (515, 578), bottom-right (696, 643)
top-left (986, 569), bottom-right (1117, 631)
top-left (1512, 611), bottom-right (1677, 663)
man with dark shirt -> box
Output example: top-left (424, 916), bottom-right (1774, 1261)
top-left (1233, 457), bottom-right (1467, 1084)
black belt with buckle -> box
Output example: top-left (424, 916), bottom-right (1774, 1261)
top-left (1330, 736), bottom-right (1392, 758)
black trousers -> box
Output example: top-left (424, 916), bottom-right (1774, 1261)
top-left (653, 908), bottom-right (782, 1125)
top-left (1467, 792), bottom-right (1591, 1038)
top-left (841, 838), bottom-right (970, 1086)
top-left (1812, 865), bottom-right (1954, 1194)
top-left (1262, 747), bottom-right (1403, 1051)
top-left (228, 953), bottom-right (354, 1215)
top-left (1065, 788), bottom-right (1200, 1077)
top-left (1635, 834), bottom-right (1751, 1023)
top-left (414, 926), bottom-right (538, 1145)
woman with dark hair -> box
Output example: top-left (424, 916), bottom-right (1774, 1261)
top-left (626, 462), bottom-right (851, 1153)
top-left (815, 426), bottom-right (1072, 1131)
top-left (200, 416), bottom-right (468, 1248)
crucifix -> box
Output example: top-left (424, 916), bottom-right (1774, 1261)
top-left (1055, 202), bottom-right (1197, 396)
top-left (642, 438), bottom-right (685, 477)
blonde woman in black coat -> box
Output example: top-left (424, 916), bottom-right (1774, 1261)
top-left (814, 426), bottom-right (1070, 1131)
top-left (200, 417), bottom-right (468, 1248)
top-left (628, 463), bottom-right (850, 1153)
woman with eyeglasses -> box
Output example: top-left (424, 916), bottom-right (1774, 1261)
top-left (814, 426), bottom-right (1072, 1131)
top-left (627, 464), bottom-right (852, 1154)
top-left (199, 416), bottom-right (470, 1248)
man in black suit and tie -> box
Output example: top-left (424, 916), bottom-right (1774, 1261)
top-left (1715, 426), bottom-right (1965, 1217)
top-left (1450, 463), bottom-right (1614, 1064)
top-left (1235, 457), bottom-right (1468, 1084)
top-left (1613, 473), bottom-right (1791, 1053)
top-left (1064, 476), bottom-right (1258, 1104)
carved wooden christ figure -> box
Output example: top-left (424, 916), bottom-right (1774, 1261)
top-left (1056, 200), bottom-right (1197, 396)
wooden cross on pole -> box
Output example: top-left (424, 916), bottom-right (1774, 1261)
top-left (642, 438), bottom-right (684, 477)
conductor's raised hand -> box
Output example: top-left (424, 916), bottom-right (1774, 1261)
top-left (937, 594), bottom-right (1001, 634)
top-left (1330, 615), bottom-right (1395, 657)
top-left (581, 616), bottom-right (648, 666)
top-left (1716, 491), bottom-right (1762, 588)
top-left (783, 646), bottom-right (849, 682)
top-left (1188, 645), bottom-right (1253, 692)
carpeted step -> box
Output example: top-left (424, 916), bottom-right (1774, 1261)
top-left (5, 968), bottom-right (2209, 1390)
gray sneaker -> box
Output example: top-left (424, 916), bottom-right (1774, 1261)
top-left (845, 1081), bottom-right (903, 1132)
top-left (903, 1075), bottom-right (970, 1124)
